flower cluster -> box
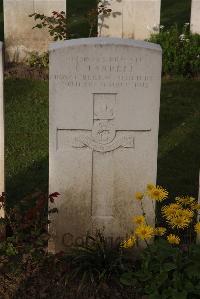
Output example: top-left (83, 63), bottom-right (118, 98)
top-left (162, 202), bottom-right (194, 229)
top-left (121, 184), bottom-right (200, 249)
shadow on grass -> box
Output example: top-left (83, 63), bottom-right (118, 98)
top-left (6, 156), bottom-right (48, 207)
top-left (5, 78), bottom-right (49, 207)
top-left (157, 79), bottom-right (200, 199)
top-left (158, 130), bottom-right (200, 199)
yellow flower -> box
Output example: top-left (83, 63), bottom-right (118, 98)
top-left (194, 222), bottom-right (200, 234)
top-left (175, 208), bottom-right (194, 219)
top-left (163, 204), bottom-right (193, 229)
top-left (191, 203), bottom-right (200, 211)
top-left (148, 186), bottom-right (168, 202)
top-left (133, 215), bottom-right (145, 225)
top-left (175, 196), bottom-right (196, 207)
top-left (135, 192), bottom-right (144, 201)
top-left (146, 183), bottom-right (156, 191)
top-left (121, 235), bottom-right (136, 248)
top-left (154, 227), bottom-right (167, 236)
top-left (168, 216), bottom-right (191, 229)
top-left (135, 225), bottom-right (154, 240)
top-left (162, 203), bottom-right (182, 219)
top-left (167, 234), bottom-right (180, 245)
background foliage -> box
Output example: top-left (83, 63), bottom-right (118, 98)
top-left (149, 24), bottom-right (200, 78)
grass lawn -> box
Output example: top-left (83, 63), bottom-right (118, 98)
top-left (5, 79), bottom-right (49, 205)
top-left (158, 79), bottom-right (200, 199)
top-left (5, 78), bottom-right (200, 205)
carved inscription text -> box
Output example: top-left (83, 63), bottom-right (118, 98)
top-left (51, 55), bottom-right (153, 89)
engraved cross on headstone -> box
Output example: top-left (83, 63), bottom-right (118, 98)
top-left (57, 93), bottom-right (150, 221)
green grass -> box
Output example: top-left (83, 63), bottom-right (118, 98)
top-left (5, 79), bottom-right (200, 205)
top-left (5, 79), bottom-right (48, 205)
top-left (158, 79), bottom-right (200, 199)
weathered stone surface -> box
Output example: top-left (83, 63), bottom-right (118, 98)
top-left (49, 38), bottom-right (162, 252)
top-left (99, 0), bottom-right (161, 40)
top-left (0, 42), bottom-right (4, 219)
top-left (4, 0), bottom-right (66, 62)
top-left (191, 0), bottom-right (200, 34)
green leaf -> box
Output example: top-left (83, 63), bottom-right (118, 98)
top-left (162, 288), bottom-right (174, 298)
top-left (186, 265), bottom-right (200, 278)
top-left (48, 208), bottom-right (58, 214)
top-left (35, 24), bottom-right (43, 29)
top-left (171, 290), bottom-right (187, 299)
top-left (0, 217), bottom-right (7, 225)
top-left (120, 272), bottom-right (136, 286)
top-left (149, 291), bottom-right (160, 299)
top-left (184, 280), bottom-right (194, 292)
top-left (162, 262), bottom-right (177, 272)
top-left (192, 289), bottom-right (200, 295)
top-left (5, 243), bottom-right (18, 256)
top-left (134, 270), bottom-right (152, 281)
top-left (157, 272), bottom-right (168, 285)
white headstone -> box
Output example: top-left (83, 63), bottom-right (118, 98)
top-left (191, 0), bottom-right (200, 34)
top-left (4, 0), bottom-right (66, 62)
top-left (49, 38), bottom-right (162, 252)
top-left (99, 0), bottom-right (161, 40)
top-left (0, 42), bottom-right (4, 219)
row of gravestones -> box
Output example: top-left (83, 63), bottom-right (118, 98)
top-left (3, 0), bottom-right (200, 63)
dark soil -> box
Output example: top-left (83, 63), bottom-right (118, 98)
top-left (0, 254), bottom-right (141, 299)
top-left (4, 63), bottom-right (48, 81)
top-left (12, 258), bottom-right (138, 299)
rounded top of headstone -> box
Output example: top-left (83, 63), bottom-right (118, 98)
top-left (49, 37), bottom-right (162, 52)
